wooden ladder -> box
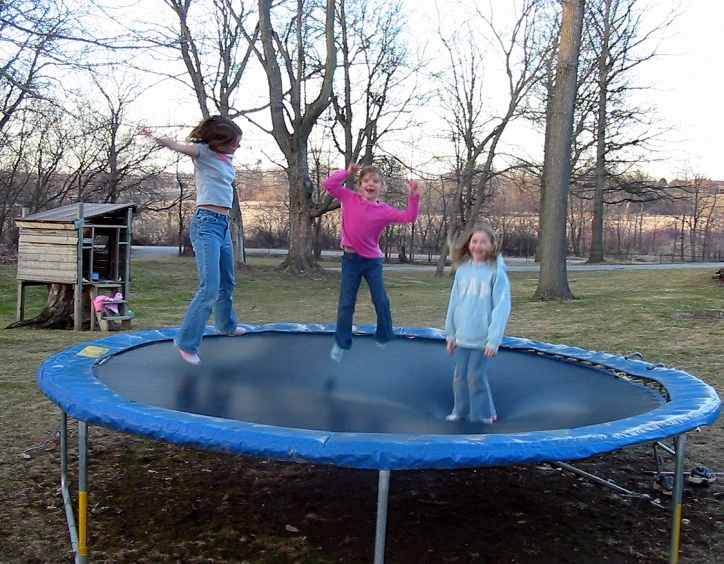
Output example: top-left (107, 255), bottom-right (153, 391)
top-left (89, 285), bottom-right (133, 331)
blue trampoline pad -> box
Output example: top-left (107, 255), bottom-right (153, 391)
top-left (38, 324), bottom-right (721, 470)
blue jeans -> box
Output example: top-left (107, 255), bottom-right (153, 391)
top-left (175, 209), bottom-right (238, 355)
top-left (335, 252), bottom-right (394, 350)
top-left (451, 347), bottom-right (496, 421)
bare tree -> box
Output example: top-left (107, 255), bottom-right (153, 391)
top-left (327, 0), bottom-right (423, 165)
top-left (433, 0), bottom-right (548, 276)
top-left (672, 175), bottom-right (720, 262)
top-left (0, 1), bottom-right (67, 135)
top-left (253, 0), bottom-right (337, 273)
top-left (130, 0), bottom-right (261, 265)
top-left (585, 0), bottom-right (676, 263)
top-left (533, 0), bottom-right (584, 301)
top-left (80, 74), bottom-right (165, 204)
top-left (313, 0), bottom-right (425, 257)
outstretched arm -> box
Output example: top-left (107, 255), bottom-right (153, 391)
top-left (140, 127), bottom-right (200, 158)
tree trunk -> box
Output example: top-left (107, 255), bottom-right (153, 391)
top-left (279, 153), bottom-right (321, 273)
top-left (536, 42), bottom-right (558, 264)
top-left (258, 0), bottom-right (336, 275)
top-left (6, 284), bottom-right (91, 330)
top-left (231, 188), bottom-right (247, 267)
top-left (533, 0), bottom-right (584, 301)
top-left (588, 0), bottom-right (611, 264)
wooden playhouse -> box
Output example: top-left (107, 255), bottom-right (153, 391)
top-left (15, 202), bottom-right (136, 331)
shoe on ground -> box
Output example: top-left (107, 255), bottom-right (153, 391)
top-left (330, 343), bottom-right (344, 362)
top-left (179, 350), bottom-right (201, 365)
top-left (688, 466), bottom-right (716, 486)
top-left (445, 413), bottom-right (462, 422)
top-left (654, 475), bottom-right (674, 496)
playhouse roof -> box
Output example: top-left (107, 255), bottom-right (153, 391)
top-left (17, 203), bottom-right (136, 224)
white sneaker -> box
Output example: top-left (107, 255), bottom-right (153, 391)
top-left (445, 413), bottom-right (462, 422)
top-left (179, 350), bottom-right (201, 365)
top-left (330, 344), bottom-right (344, 362)
top-left (475, 416), bottom-right (498, 424)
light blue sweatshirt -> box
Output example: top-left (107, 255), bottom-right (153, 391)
top-left (445, 255), bottom-right (512, 352)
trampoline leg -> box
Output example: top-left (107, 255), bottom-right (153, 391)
top-left (653, 443), bottom-right (662, 475)
top-left (78, 421), bottom-right (89, 564)
top-left (374, 470), bottom-right (391, 564)
top-left (60, 413), bottom-right (81, 563)
top-left (668, 434), bottom-right (686, 564)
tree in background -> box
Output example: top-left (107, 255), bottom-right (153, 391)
top-left (315, 0), bottom-right (425, 259)
top-left (253, 0), bottom-right (337, 273)
top-left (432, 0), bottom-right (548, 276)
top-left (134, 0), bottom-right (261, 265)
top-left (584, 0), bottom-right (676, 263)
top-left (533, 0), bottom-right (584, 301)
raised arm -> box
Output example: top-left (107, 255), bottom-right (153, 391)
top-left (322, 164), bottom-right (359, 201)
top-left (140, 127), bottom-right (200, 158)
top-left (384, 180), bottom-right (421, 224)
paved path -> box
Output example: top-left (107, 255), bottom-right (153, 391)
top-left (131, 247), bottom-right (721, 272)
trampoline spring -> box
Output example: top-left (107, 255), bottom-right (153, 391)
top-left (646, 363), bottom-right (666, 370)
top-left (624, 352), bottom-right (646, 361)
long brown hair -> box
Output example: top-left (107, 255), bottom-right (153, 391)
top-left (187, 116), bottom-right (242, 153)
top-left (453, 225), bottom-right (500, 266)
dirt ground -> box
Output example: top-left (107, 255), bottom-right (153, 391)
top-left (4, 419), bottom-right (723, 564)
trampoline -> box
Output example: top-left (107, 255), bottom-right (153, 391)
top-left (38, 324), bottom-right (721, 564)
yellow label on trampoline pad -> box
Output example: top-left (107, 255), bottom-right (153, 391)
top-left (77, 345), bottom-right (110, 358)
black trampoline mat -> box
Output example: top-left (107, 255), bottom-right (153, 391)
top-left (94, 333), bottom-right (665, 435)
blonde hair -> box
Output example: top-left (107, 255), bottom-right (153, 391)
top-left (355, 165), bottom-right (386, 190)
top-left (453, 224), bottom-right (500, 265)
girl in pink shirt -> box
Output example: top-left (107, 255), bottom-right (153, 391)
top-left (322, 163), bottom-right (421, 361)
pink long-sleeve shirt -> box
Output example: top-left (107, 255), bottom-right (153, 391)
top-left (322, 169), bottom-right (421, 259)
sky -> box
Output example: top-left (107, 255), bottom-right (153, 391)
top-left (632, 0), bottom-right (724, 180)
top-left (131, 0), bottom-right (724, 182)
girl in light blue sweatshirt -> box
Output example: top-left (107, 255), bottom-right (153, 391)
top-left (444, 225), bottom-right (511, 423)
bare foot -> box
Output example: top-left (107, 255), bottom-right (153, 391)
top-left (179, 350), bottom-right (201, 365)
top-left (232, 326), bottom-right (246, 336)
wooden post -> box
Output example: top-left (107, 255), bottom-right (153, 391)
top-left (74, 203), bottom-right (84, 331)
top-left (16, 208), bottom-right (30, 321)
top-left (124, 207), bottom-right (132, 300)
top-left (16, 282), bottom-right (26, 321)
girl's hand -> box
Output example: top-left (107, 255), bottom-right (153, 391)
top-left (409, 180), bottom-right (420, 197)
top-left (446, 340), bottom-right (456, 355)
top-left (484, 347), bottom-right (497, 358)
top-left (140, 127), bottom-right (166, 146)
top-left (139, 128), bottom-right (199, 157)
top-left (347, 163), bottom-right (360, 178)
